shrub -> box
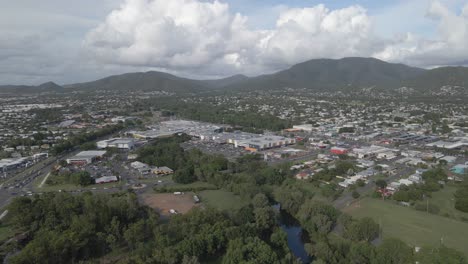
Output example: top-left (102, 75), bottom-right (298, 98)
top-left (352, 191), bottom-right (361, 199)
top-left (414, 202), bottom-right (440, 215)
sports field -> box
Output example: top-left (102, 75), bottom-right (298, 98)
top-left (344, 198), bottom-right (468, 255)
top-left (142, 192), bottom-right (199, 216)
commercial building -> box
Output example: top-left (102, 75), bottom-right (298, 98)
top-left (393, 133), bottom-right (438, 144)
top-left (130, 120), bottom-right (223, 140)
top-left (0, 157), bottom-right (29, 171)
top-left (66, 151), bottom-right (106, 166)
top-left (330, 147), bottom-right (348, 155)
top-left (426, 140), bottom-right (468, 150)
top-left (237, 136), bottom-right (296, 152)
top-left (352, 145), bottom-right (398, 159)
top-left (129, 130), bottom-right (174, 139)
top-left (130, 161), bottom-right (151, 174)
top-left (451, 164), bottom-right (468, 175)
top-left (440, 156), bottom-right (457, 164)
top-left (97, 138), bottom-right (135, 149)
top-left (161, 120), bottom-right (222, 138)
top-left (95, 176), bottom-right (118, 184)
top-left (292, 124), bottom-right (314, 132)
top-left (58, 120), bottom-right (75, 128)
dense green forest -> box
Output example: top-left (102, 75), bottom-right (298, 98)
top-left (137, 135), bottom-right (229, 184)
top-left (4, 191), bottom-right (466, 263)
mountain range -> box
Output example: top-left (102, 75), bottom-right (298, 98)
top-left (2, 57), bottom-right (468, 95)
top-left (0, 81), bottom-right (64, 94)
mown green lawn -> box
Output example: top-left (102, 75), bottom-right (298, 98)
top-left (36, 181), bottom-right (123, 193)
top-left (155, 180), bottom-right (217, 192)
top-left (428, 184), bottom-right (468, 221)
top-left (0, 225), bottom-right (14, 243)
top-left (0, 214), bottom-right (15, 244)
top-left (198, 190), bottom-right (247, 211)
top-left (344, 198), bottom-right (468, 256)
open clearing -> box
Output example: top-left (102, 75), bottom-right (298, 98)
top-left (38, 172), bottom-right (51, 188)
top-left (0, 225), bottom-right (14, 243)
top-left (154, 180), bottom-right (217, 192)
top-left (198, 190), bottom-right (247, 211)
top-left (33, 172), bottom-right (123, 192)
top-left (0, 215), bottom-right (14, 243)
top-left (428, 185), bottom-right (468, 221)
top-left (142, 193), bottom-right (198, 216)
top-left (344, 198), bottom-right (468, 255)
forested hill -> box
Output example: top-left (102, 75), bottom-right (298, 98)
top-left (197, 74), bottom-right (249, 88)
top-left (402, 66), bottom-right (468, 92)
top-left (0, 82), bottom-right (63, 94)
top-left (223, 57), bottom-right (426, 91)
top-left (3, 57), bottom-right (468, 95)
top-left (65, 71), bottom-right (211, 93)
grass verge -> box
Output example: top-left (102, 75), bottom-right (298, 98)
top-left (344, 197), bottom-right (468, 256)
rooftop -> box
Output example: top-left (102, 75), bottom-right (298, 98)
top-left (75, 151), bottom-right (107, 157)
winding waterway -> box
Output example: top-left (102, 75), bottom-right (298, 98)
top-left (274, 204), bottom-right (311, 264)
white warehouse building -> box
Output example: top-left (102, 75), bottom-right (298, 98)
top-left (237, 136), bottom-right (296, 151)
top-left (97, 138), bottom-right (135, 150)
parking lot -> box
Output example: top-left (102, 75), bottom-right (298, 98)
top-left (181, 139), bottom-right (247, 160)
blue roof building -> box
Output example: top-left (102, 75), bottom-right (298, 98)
top-left (451, 164), bottom-right (468, 175)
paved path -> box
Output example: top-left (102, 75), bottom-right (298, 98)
top-left (0, 210), bottom-right (8, 220)
top-left (38, 172), bottom-right (51, 188)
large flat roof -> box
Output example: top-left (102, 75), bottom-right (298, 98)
top-left (76, 151), bottom-right (107, 157)
top-left (67, 151), bottom-right (107, 160)
top-left (0, 157), bottom-right (28, 167)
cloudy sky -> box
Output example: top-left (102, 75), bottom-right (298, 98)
top-left (1, 0), bottom-right (468, 85)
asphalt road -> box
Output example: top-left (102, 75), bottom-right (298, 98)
top-left (0, 150), bottom-right (78, 209)
top-left (0, 130), bottom-right (133, 210)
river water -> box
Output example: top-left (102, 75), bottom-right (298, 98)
top-left (274, 204), bottom-right (311, 264)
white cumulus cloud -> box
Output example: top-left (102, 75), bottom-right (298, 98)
top-left (84, 0), bottom-right (383, 76)
top-left (84, 0), bottom-right (256, 75)
top-left (257, 4), bottom-right (381, 67)
top-left (374, 0), bottom-right (468, 67)
top-left (3, 0), bottom-right (468, 85)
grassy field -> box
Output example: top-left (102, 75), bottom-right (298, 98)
top-left (0, 214), bottom-right (15, 244)
top-left (31, 171), bottom-right (125, 192)
top-left (39, 182), bottom-right (123, 192)
top-left (154, 180), bottom-right (217, 192)
top-left (198, 190), bottom-right (247, 211)
top-left (0, 224), bottom-right (14, 243)
top-left (344, 198), bottom-right (468, 255)
top-left (428, 185), bottom-right (468, 221)
top-left (33, 176), bottom-right (124, 192)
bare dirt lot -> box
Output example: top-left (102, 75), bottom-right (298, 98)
top-left (142, 193), bottom-right (199, 216)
